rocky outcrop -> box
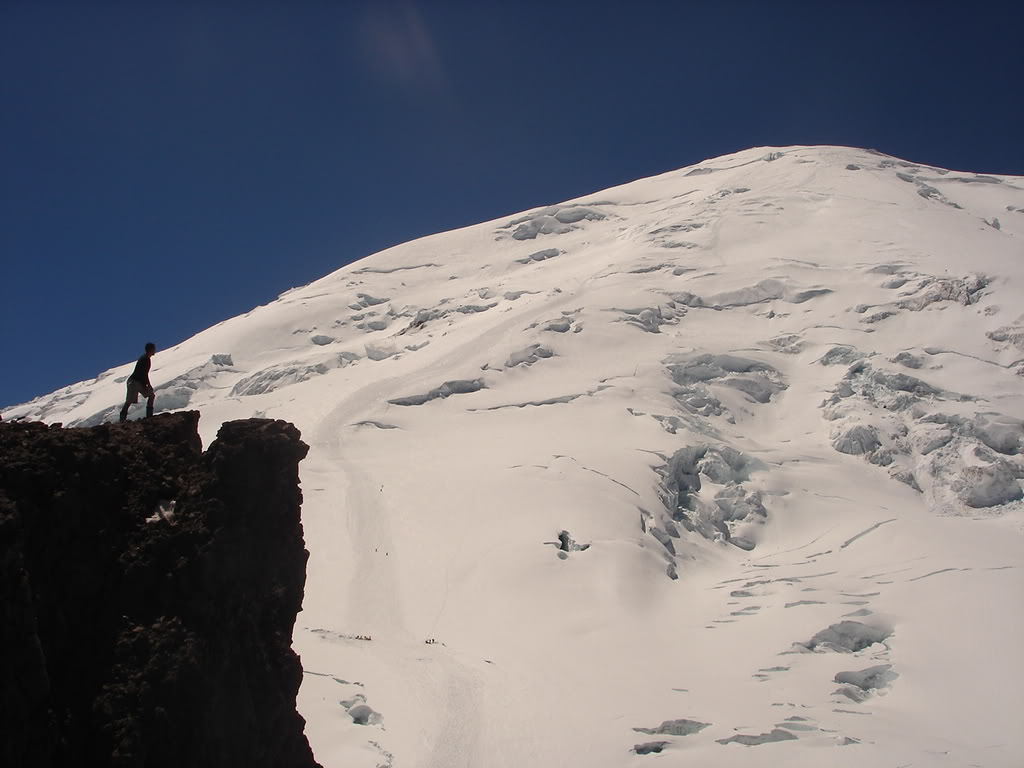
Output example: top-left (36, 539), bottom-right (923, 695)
top-left (0, 412), bottom-right (319, 768)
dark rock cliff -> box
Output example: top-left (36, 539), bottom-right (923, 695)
top-left (0, 412), bottom-right (321, 768)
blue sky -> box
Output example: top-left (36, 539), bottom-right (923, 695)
top-left (2, 1), bottom-right (1022, 408)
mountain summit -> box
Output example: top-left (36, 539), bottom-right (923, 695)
top-left (9, 146), bottom-right (1024, 767)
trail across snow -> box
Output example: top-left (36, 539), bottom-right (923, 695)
top-left (294, 299), bottom-right (582, 768)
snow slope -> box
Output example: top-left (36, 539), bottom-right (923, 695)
top-left (9, 145), bottom-right (1024, 767)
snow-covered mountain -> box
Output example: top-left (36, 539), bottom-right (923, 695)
top-left (10, 145), bottom-right (1024, 767)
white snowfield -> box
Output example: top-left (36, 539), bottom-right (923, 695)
top-left (10, 145), bottom-right (1024, 767)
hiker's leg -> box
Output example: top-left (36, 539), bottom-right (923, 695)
top-left (121, 381), bottom-right (141, 422)
top-left (145, 390), bottom-right (155, 418)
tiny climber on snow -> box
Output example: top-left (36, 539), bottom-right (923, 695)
top-left (119, 342), bottom-right (157, 422)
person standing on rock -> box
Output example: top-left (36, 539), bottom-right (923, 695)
top-left (119, 342), bottom-right (157, 422)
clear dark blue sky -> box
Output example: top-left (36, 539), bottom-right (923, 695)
top-left (2, 1), bottom-right (1022, 408)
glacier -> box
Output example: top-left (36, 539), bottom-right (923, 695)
top-left (7, 145), bottom-right (1024, 768)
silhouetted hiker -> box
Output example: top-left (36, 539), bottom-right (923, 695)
top-left (119, 342), bottom-right (157, 422)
